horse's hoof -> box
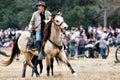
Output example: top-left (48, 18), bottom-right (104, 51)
top-left (22, 73), bottom-right (25, 78)
top-left (36, 73), bottom-right (39, 77)
top-left (72, 72), bottom-right (77, 76)
top-left (22, 75), bottom-right (25, 78)
top-left (114, 61), bottom-right (119, 63)
top-left (39, 73), bottom-right (43, 77)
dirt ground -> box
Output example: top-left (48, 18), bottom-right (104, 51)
top-left (0, 47), bottom-right (120, 80)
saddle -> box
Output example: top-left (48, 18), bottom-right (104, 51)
top-left (27, 34), bottom-right (37, 51)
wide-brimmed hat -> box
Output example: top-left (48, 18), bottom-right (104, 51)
top-left (36, 1), bottom-right (46, 7)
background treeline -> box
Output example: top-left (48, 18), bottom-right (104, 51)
top-left (0, 0), bottom-right (119, 29)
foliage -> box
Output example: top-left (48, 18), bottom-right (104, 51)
top-left (0, 0), bottom-right (119, 29)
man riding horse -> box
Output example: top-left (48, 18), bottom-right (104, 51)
top-left (28, 1), bottom-right (51, 58)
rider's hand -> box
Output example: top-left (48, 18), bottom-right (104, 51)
top-left (28, 25), bottom-right (32, 31)
top-left (28, 25), bottom-right (33, 32)
top-left (43, 20), bottom-right (49, 23)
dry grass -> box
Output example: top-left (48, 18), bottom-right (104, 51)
top-left (0, 47), bottom-right (120, 80)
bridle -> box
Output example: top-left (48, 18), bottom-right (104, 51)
top-left (52, 15), bottom-right (65, 30)
top-left (53, 20), bottom-right (64, 27)
top-left (53, 19), bottom-right (64, 31)
top-left (48, 16), bottom-right (64, 52)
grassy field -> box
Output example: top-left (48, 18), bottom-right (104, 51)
top-left (0, 47), bottom-right (120, 80)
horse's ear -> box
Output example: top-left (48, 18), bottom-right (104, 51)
top-left (51, 11), bottom-right (56, 19)
top-left (51, 14), bottom-right (55, 19)
top-left (57, 9), bottom-right (62, 16)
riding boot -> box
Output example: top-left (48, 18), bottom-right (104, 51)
top-left (36, 41), bottom-right (41, 53)
top-left (38, 45), bottom-right (45, 60)
top-left (37, 60), bottom-right (43, 74)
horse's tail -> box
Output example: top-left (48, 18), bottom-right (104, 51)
top-left (0, 50), bottom-right (9, 57)
top-left (2, 35), bottom-right (21, 66)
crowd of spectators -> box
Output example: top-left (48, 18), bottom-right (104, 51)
top-left (0, 25), bottom-right (120, 59)
top-left (0, 28), bottom-right (22, 48)
top-left (62, 25), bottom-right (120, 58)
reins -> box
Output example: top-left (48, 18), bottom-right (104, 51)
top-left (48, 39), bottom-right (63, 50)
top-left (47, 18), bottom-right (64, 53)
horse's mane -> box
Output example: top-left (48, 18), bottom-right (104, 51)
top-left (44, 19), bottom-right (52, 40)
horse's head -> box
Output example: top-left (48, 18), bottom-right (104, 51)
top-left (51, 12), bottom-right (68, 30)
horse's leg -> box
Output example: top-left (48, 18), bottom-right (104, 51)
top-left (31, 69), bottom-right (34, 77)
top-left (22, 56), bottom-right (39, 78)
top-left (27, 61), bottom-right (39, 77)
top-left (46, 57), bottom-right (51, 76)
top-left (50, 58), bottom-right (54, 76)
top-left (62, 59), bottom-right (75, 73)
top-left (27, 53), bottom-right (39, 77)
top-left (22, 52), bottom-right (30, 78)
top-left (22, 60), bottom-right (27, 77)
top-left (22, 59), bottom-right (39, 77)
top-left (32, 57), bottom-right (43, 76)
top-left (58, 54), bottom-right (77, 76)
top-left (38, 60), bottom-right (43, 75)
top-left (31, 55), bottom-right (38, 77)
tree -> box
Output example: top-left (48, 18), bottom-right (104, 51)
top-left (0, 0), bottom-right (119, 29)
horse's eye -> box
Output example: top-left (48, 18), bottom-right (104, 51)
top-left (56, 20), bottom-right (59, 22)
